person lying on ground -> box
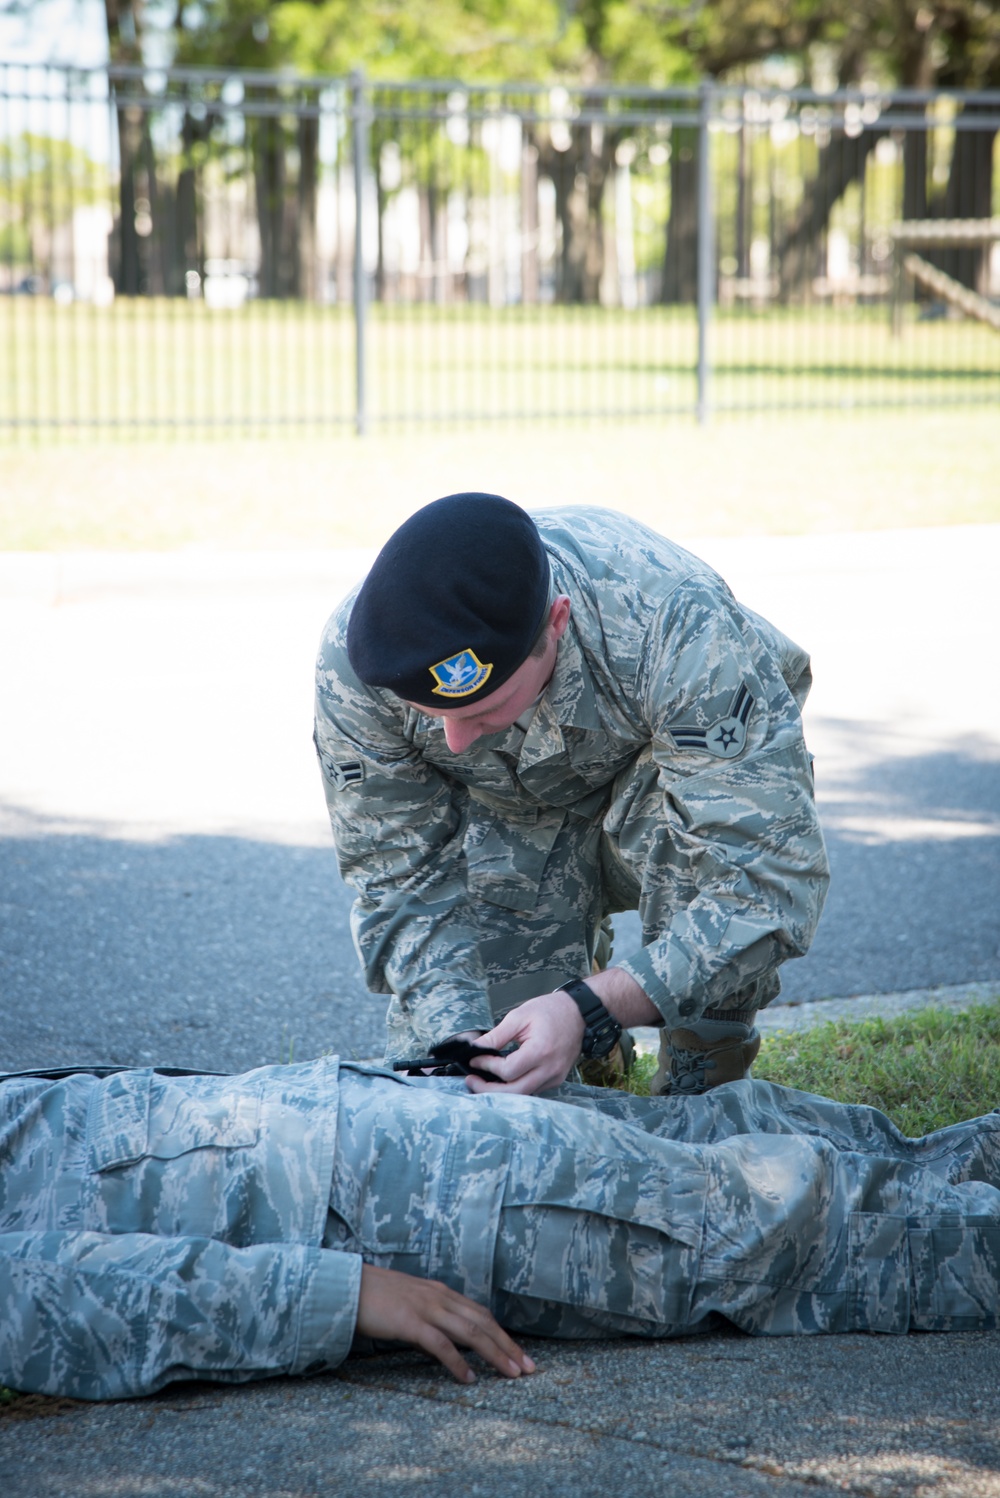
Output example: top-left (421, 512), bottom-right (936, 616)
top-left (1, 1055), bottom-right (997, 1401)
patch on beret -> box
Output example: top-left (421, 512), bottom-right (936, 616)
top-left (429, 648), bottom-right (493, 698)
top-left (347, 493), bottom-right (551, 708)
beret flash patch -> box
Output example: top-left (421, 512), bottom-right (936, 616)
top-left (430, 648), bottom-right (494, 698)
top-left (668, 683), bottom-right (755, 759)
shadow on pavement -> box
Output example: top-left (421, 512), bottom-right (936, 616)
top-left (2, 727), bottom-right (998, 1073)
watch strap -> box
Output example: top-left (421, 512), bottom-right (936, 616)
top-left (557, 979), bottom-right (622, 1059)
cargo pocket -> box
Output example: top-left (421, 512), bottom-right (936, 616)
top-left (86, 1071), bottom-right (264, 1242)
top-left (499, 1138), bottom-right (704, 1330)
top-left (845, 1209), bottom-right (1000, 1333)
top-left (906, 1214), bottom-right (1000, 1332)
top-left (87, 1071), bottom-right (261, 1172)
top-left (847, 1211), bottom-right (911, 1333)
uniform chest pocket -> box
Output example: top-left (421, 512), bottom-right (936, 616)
top-left (87, 1071), bottom-right (262, 1173)
top-left (464, 804), bottom-right (565, 912)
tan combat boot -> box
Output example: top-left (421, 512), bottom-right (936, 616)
top-left (651, 1016), bottom-right (760, 1097)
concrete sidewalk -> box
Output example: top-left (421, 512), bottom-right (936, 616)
top-left (2, 525), bottom-right (999, 1496)
top-left (4, 1326), bottom-right (999, 1498)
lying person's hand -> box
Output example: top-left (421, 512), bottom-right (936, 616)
top-left (464, 990), bottom-right (586, 1096)
top-left (356, 1264), bottom-right (536, 1384)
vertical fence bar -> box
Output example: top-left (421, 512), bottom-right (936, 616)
top-left (696, 82), bottom-right (714, 424)
top-left (351, 69), bottom-right (368, 435)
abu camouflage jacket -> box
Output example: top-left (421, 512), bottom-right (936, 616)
top-left (315, 507), bottom-right (829, 1056)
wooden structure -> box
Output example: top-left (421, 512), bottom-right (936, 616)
top-left (890, 219), bottom-right (1000, 333)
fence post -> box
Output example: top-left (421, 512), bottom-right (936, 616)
top-left (351, 69), bottom-right (368, 436)
top-left (696, 81), bottom-right (714, 425)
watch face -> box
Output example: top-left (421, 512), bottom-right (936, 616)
top-left (584, 1019), bottom-right (622, 1059)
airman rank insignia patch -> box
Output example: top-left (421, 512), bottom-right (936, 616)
top-left (668, 683), bottom-right (755, 759)
top-left (331, 760), bottom-right (365, 791)
top-left (430, 648), bottom-right (493, 698)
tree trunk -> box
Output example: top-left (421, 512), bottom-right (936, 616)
top-left (934, 106), bottom-right (996, 292)
top-left (252, 115), bottom-right (287, 299)
top-left (534, 119), bottom-right (616, 305)
top-left (140, 116), bottom-right (166, 295)
top-left (661, 128), bottom-right (698, 305)
top-left (736, 121), bottom-right (750, 279)
top-left (103, 0), bottom-right (143, 295)
top-left (175, 108), bottom-right (205, 296)
top-left (297, 113), bottom-right (320, 302)
top-left (111, 101), bottom-right (143, 294)
top-left (776, 129), bottom-right (883, 300)
top-left (903, 131), bottom-right (929, 222)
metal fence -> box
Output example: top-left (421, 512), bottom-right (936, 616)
top-left (1, 62), bottom-right (999, 435)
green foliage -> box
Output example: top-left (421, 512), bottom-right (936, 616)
top-left (628, 1003), bottom-right (1000, 1134)
top-left (164, 0), bottom-right (1000, 91)
top-left (753, 1003), bottom-right (1000, 1134)
top-left (0, 134), bottom-right (108, 224)
top-left (174, 0), bottom-right (589, 82)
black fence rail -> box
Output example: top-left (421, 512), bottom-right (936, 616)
top-left (1, 62), bottom-right (998, 435)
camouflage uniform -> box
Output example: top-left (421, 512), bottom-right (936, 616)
top-left (1, 1061), bottom-right (998, 1400)
top-left (315, 506), bottom-right (830, 1065)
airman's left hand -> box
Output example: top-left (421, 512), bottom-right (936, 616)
top-left (464, 990), bottom-right (585, 1096)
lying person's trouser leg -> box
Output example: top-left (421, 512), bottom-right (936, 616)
top-left (546, 1077), bottom-right (1000, 1187)
top-left (336, 1070), bottom-right (1000, 1339)
top-left (490, 1089), bottom-right (1000, 1338)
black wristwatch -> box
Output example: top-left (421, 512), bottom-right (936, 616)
top-left (558, 978), bottom-right (623, 1059)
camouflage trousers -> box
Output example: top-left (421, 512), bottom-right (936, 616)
top-left (464, 749), bottom-right (783, 1028)
top-left (331, 1069), bottom-right (1000, 1339)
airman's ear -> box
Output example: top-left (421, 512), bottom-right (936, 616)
top-left (549, 595), bottom-right (572, 640)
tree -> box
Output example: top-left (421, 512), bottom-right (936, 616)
top-left (88, 0), bottom-right (1000, 302)
top-left (0, 133), bottom-right (109, 275)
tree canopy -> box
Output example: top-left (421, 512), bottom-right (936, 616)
top-left (92, 0), bottom-right (998, 91)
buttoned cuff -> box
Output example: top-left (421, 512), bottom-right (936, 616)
top-left (617, 947), bottom-right (701, 1031)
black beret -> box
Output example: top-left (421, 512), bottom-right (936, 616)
top-left (346, 493), bottom-right (551, 708)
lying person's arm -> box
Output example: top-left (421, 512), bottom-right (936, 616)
top-left (0, 1232), bottom-right (530, 1400)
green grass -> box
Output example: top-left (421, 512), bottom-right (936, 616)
top-left (1, 405), bottom-right (998, 551)
top-left (630, 1002), bottom-right (1000, 1135)
top-left (1, 295), bottom-right (997, 551)
top-left (2, 298), bottom-right (997, 432)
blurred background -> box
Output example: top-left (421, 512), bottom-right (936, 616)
top-left (0, 0), bottom-right (998, 436)
top-left (0, 1), bottom-right (997, 1074)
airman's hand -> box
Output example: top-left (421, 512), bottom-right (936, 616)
top-left (464, 990), bottom-right (585, 1096)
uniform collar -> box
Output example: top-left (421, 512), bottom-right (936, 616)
top-left (514, 626), bottom-right (602, 767)
top-left (544, 623), bottom-right (602, 731)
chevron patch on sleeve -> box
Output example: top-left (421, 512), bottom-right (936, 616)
top-left (330, 760), bottom-right (365, 791)
top-left (668, 683), bottom-right (755, 759)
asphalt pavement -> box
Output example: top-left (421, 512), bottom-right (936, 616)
top-left (1, 524), bottom-right (999, 1496)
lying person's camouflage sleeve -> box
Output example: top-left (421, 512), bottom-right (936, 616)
top-left (315, 506), bottom-right (830, 1062)
top-left (0, 1059), bottom-right (359, 1400)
